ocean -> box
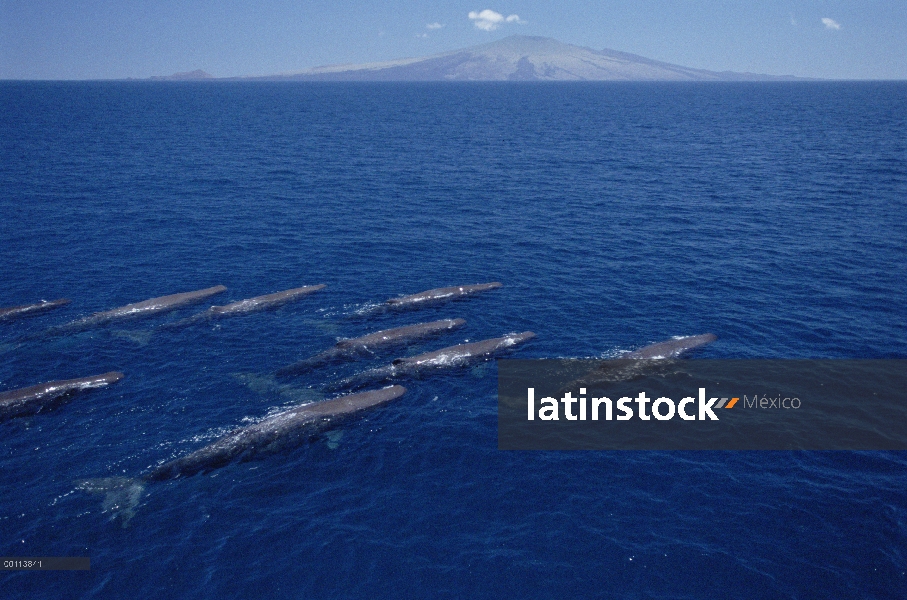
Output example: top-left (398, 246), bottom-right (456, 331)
top-left (1, 81), bottom-right (905, 598)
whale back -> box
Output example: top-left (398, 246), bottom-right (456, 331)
top-left (0, 298), bottom-right (70, 322)
top-left (0, 372), bottom-right (124, 421)
top-left (624, 334), bottom-right (717, 359)
top-left (147, 386), bottom-right (406, 480)
top-left (384, 282), bottom-right (502, 306)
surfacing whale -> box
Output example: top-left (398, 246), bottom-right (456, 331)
top-left (276, 318), bottom-right (467, 376)
top-left (55, 285), bottom-right (227, 332)
top-left (0, 298), bottom-right (70, 322)
top-left (77, 385), bottom-right (406, 525)
top-left (623, 334), bottom-right (717, 359)
top-left (383, 282), bottom-right (502, 309)
top-left (167, 284), bottom-right (326, 328)
top-left (147, 385), bottom-right (406, 481)
top-left (559, 334), bottom-right (718, 393)
top-left (0, 371), bottom-right (124, 421)
top-left (329, 331), bottom-right (536, 391)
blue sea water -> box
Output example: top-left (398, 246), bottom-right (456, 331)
top-left (0, 81), bottom-right (906, 598)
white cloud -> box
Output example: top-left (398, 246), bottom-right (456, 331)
top-left (468, 9), bottom-right (524, 31)
top-left (789, 13), bottom-right (797, 26)
top-left (426, 22), bottom-right (444, 30)
top-left (416, 33), bottom-right (428, 38)
top-left (822, 17), bottom-right (841, 30)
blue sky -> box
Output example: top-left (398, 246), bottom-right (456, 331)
top-left (1, 1), bottom-right (904, 79)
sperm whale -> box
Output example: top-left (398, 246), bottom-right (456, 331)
top-left (76, 385), bottom-right (407, 525)
top-left (146, 385), bottom-right (406, 480)
top-left (167, 284), bottom-right (326, 328)
top-left (623, 334), bottom-right (717, 359)
top-left (0, 371), bottom-right (124, 421)
top-left (0, 299), bottom-right (70, 322)
top-left (276, 318), bottom-right (466, 376)
top-left (383, 282), bottom-right (502, 309)
top-left (558, 334), bottom-right (719, 394)
top-left (329, 331), bottom-right (536, 391)
top-left (54, 286), bottom-right (227, 332)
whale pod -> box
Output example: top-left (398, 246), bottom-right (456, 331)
top-left (276, 318), bottom-right (467, 376)
top-left (147, 385), bottom-right (406, 481)
top-left (168, 285), bottom-right (326, 328)
top-left (623, 334), bottom-right (717, 359)
top-left (0, 371), bottom-right (124, 421)
top-left (0, 298), bottom-right (70, 322)
top-left (58, 286), bottom-right (227, 332)
top-left (384, 282), bottom-right (502, 308)
top-left (330, 331), bottom-right (536, 391)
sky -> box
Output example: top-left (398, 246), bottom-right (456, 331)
top-left (1, 1), bottom-right (905, 80)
